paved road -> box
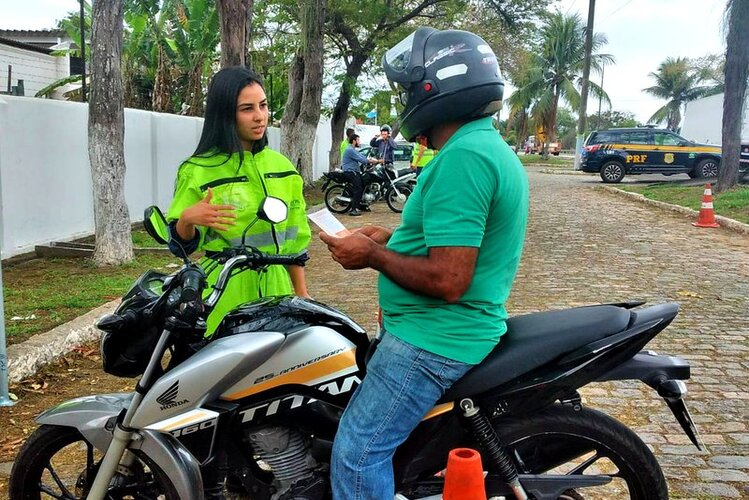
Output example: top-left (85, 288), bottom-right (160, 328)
top-left (308, 167), bottom-right (749, 498)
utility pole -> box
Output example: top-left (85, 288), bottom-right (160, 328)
top-left (0, 160), bottom-right (14, 406)
top-left (573, 0), bottom-right (595, 170)
top-left (596, 64), bottom-right (605, 130)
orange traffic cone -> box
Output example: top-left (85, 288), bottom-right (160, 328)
top-left (692, 182), bottom-right (720, 228)
top-left (443, 448), bottom-right (487, 500)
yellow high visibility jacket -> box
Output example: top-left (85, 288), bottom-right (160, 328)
top-left (167, 148), bottom-right (311, 334)
top-left (412, 144), bottom-right (436, 168)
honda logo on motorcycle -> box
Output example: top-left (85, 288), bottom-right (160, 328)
top-left (156, 381), bottom-right (189, 411)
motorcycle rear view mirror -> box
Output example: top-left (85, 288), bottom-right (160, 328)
top-left (143, 206), bottom-right (170, 245)
top-left (257, 196), bottom-right (288, 224)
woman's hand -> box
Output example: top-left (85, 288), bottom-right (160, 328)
top-left (180, 188), bottom-right (237, 231)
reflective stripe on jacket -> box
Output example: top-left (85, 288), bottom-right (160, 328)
top-left (166, 148), bottom-right (311, 335)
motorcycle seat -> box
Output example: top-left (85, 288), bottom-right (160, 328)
top-left (441, 305), bottom-right (631, 402)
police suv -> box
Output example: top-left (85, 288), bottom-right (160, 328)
top-left (581, 127), bottom-right (721, 183)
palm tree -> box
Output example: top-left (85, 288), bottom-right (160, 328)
top-left (643, 57), bottom-right (710, 131)
top-left (509, 11), bottom-right (612, 157)
top-left (171, 0), bottom-right (220, 116)
top-left (717, 0), bottom-right (749, 192)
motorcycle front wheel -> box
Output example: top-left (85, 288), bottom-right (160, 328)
top-left (9, 424), bottom-right (180, 500)
top-left (324, 184), bottom-right (353, 214)
top-left (385, 185), bottom-right (412, 213)
top-left (491, 404), bottom-right (668, 500)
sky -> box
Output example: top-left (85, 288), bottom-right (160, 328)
top-left (0, 0), bottom-right (729, 123)
top-left (550, 0), bottom-right (727, 123)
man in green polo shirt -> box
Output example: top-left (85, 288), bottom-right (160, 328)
top-left (320, 28), bottom-right (528, 500)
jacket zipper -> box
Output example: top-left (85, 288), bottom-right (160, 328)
top-left (264, 171), bottom-right (299, 179)
top-left (199, 176), bottom-right (249, 191)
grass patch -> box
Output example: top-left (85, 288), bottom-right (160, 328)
top-left (304, 179), bottom-right (326, 207)
top-left (2, 187), bottom-right (326, 345)
top-left (3, 252), bottom-right (180, 345)
top-left (619, 184), bottom-right (749, 224)
top-left (518, 154), bottom-right (573, 167)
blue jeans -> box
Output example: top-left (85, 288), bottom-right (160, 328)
top-left (331, 332), bottom-right (473, 500)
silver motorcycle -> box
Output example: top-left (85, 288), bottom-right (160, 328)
top-left (9, 197), bottom-right (702, 500)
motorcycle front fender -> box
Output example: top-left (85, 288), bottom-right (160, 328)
top-left (131, 429), bottom-right (204, 500)
top-left (36, 392), bottom-right (133, 452)
top-left (37, 393), bottom-right (204, 499)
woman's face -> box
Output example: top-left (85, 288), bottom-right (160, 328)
top-left (235, 83), bottom-right (268, 148)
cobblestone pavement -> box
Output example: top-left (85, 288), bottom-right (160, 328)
top-left (306, 168), bottom-right (749, 499)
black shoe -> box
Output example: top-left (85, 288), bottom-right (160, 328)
top-left (348, 209), bottom-right (362, 216)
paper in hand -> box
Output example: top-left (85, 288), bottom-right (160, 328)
top-left (307, 208), bottom-right (351, 237)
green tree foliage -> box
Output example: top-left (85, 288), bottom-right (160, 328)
top-left (508, 10), bottom-right (613, 156)
top-left (555, 107), bottom-right (577, 148)
top-left (691, 53), bottom-right (725, 96)
top-left (643, 57), bottom-right (710, 131)
top-left (250, 0), bottom-right (298, 122)
top-left (324, 0), bottom-right (458, 167)
top-left (587, 110), bottom-right (640, 131)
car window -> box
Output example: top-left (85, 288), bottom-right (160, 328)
top-left (588, 131), bottom-right (620, 144)
top-left (654, 132), bottom-right (681, 146)
top-left (620, 131), bottom-right (651, 144)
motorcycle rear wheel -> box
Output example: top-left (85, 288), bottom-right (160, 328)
top-left (386, 185), bottom-right (412, 213)
top-left (491, 404), bottom-right (668, 500)
top-left (324, 184), bottom-right (353, 214)
top-left (9, 424), bottom-right (180, 500)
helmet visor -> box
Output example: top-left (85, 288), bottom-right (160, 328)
top-left (384, 32), bottom-right (416, 75)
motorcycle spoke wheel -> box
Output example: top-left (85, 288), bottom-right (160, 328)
top-left (386, 186), bottom-right (412, 213)
top-left (324, 185), bottom-right (352, 214)
top-left (494, 404), bottom-right (668, 500)
top-left (9, 425), bottom-right (179, 500)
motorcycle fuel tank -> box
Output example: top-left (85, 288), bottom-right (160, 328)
top-left (128, 332), bottom-right (285, 428)
top-left (219, 325), bottom-right (359, 403)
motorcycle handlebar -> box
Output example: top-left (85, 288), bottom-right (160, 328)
top-left (204, 250), bottom-right (307, 309)
top-left (179, 267), bottom-right (205, 303)
top-left (256, 253), bottom-right (306, 267)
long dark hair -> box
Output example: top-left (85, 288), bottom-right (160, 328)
top-left (192, 66), bottom-right (269, 159)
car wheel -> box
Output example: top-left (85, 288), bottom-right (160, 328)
top-left (600, 161), bottom-right (625, 183)
top-left (692, 158), bottom-right (719, 178)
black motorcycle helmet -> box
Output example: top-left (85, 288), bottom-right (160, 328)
top-left (380, 124), bottom-right (392, 133)
top-left (383, 28), bottom-right (504, 142)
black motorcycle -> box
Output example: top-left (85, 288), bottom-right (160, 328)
top-left (322, 162), bottom-right (416, 214)
top-left (10, 198), bottom-right (702, 500)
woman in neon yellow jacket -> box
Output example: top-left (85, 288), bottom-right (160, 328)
top-left (166, 66), bottom-right (311, 336)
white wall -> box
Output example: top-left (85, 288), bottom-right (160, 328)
top-left (0, 44), bottom-right (70, 98)
top-left (0, 96), bottom-right (331, 258)
top-left (681, 93), bottom-right (749, 145)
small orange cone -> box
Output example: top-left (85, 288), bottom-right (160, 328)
top-left (443, 448), bottom-right (487, 500)
top-left (692, 182), bottom-right (720, 228)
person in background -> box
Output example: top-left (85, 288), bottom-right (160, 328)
top-left (166, 66), bottom-right (311, 337)
top-left (370, 124), bottom-right (398, 165)
top-left (341, 134), bottom-right (382, 216)
top-left (410, 137), bottom-right (436, 177)
top-left (321, 27), bottom-right (529, 499)
top-left (339, 127), bottom-right (355, 159)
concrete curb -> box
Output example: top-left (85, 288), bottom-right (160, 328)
top-left (7, 300), bottom-right (119, 383)
top-left (538, 168), bottom-right (593, 176)
top-left (597, 185), bottom-right (749, 236)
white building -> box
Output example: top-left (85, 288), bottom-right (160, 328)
top-left (681, 93), bottom-right (749, 145)
top-left (0, 29), bottom-right (79, 100)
